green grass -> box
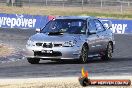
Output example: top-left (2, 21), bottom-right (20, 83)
top-left (0, 6), bottom-right (132, 19)
top-left (79, 12), bottom-right (132, 19)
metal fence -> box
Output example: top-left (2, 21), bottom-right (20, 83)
top-left (0, 0), bottom-right (132, 13)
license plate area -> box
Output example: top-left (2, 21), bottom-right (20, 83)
top-left (41, 50), bottom-right (53, 53)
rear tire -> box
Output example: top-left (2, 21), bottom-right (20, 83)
top-left (101, 43), bottom-right (113, 60)
top-left (80, 45), bottom-right (88, 63)
top-left (27, 58), bottom-right (40, 64)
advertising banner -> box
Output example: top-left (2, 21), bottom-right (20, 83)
top-left (101, 19), bottom-right (132, 34)
top-left (0, 13), bottom-right (48, 29)
top-left (0, 13), bottom-right (132, 34)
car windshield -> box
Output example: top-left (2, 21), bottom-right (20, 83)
top-left (41, 19), bottom-right (87, 34)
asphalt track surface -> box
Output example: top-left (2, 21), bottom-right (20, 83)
top-left (0, 29), bottom-right (132, 78)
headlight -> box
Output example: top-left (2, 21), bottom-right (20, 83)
top-left (63, 40), bottom-right (77, 47)
top-left (27, 40), bottom-right (35, 46)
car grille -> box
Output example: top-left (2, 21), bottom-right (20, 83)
top-left (36, 43), bottom-right (43, 46)
top-left (54, 44), bottom-right (62, 47)
top-left (43, 43), bottom-right (53, 48)
top-left (34, 51), bottom-right (62, 57)
top-left (36, 43), bottom-right (62, 47)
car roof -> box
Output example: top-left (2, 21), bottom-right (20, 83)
top-left (55, 16), bottom-right (96, 20)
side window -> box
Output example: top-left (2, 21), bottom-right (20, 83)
top-left (94, 19), bottom-right (105, 32)
top-left (88, 20), bottom-right (96, 32)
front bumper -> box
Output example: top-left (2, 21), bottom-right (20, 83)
top-left (25, 46), bottom-right (81, 60)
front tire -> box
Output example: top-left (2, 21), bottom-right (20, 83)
top-left (27, 58), bottom-right (40, 64)
top-left (80, 45), bottom-right (88, 63)
top-left (101, 43), bottom-right (113, 60)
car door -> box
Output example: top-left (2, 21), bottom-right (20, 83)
top-left (87, 19), bottom-right (100, 54)
top-left (94, 19), bottom-right (108, 52)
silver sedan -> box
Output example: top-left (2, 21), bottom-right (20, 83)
top-left (26, 16), bottom-right (115, 64)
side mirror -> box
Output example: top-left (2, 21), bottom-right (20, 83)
top-left (36, 28), bottom-right (41, 33)
top-left (101, 20), bottom-right (112, 29)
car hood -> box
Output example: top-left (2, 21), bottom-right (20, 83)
top-left (29, 33), bottom-right (85, 42)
